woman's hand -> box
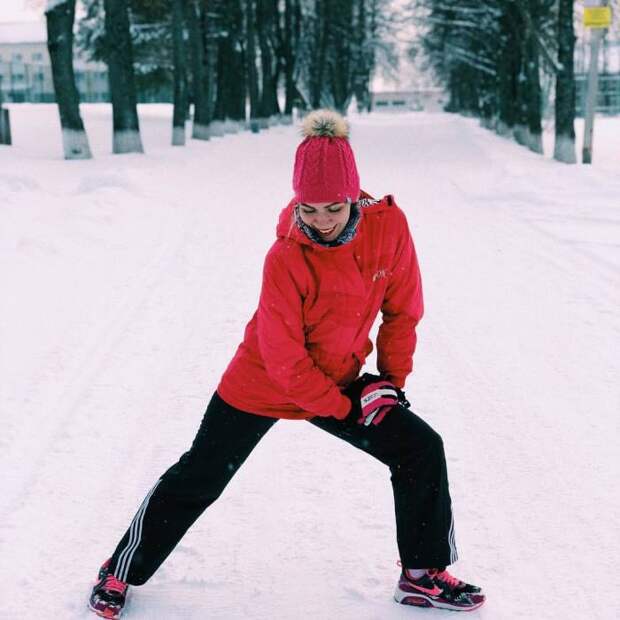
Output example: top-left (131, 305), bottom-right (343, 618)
top-left (344, 373), bottom-right (402, 426)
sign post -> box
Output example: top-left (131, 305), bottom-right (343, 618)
top-left (582, 1), bottom-right (612, 164)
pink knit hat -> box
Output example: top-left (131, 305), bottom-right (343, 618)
top-left (292, 109), bottom-right (360, 204)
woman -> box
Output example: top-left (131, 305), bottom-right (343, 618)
top-left (89, 109), bottom-right (485, 618)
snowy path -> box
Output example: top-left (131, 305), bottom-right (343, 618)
top-left (1, 107), bottom-right (619, 619)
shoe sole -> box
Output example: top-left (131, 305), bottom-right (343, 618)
top-left (88, 601), bottom-right (122, 620)
top-left (90, 563), bottom-right (126, 620)
top-left (395, 586), bottom-right (485, 612)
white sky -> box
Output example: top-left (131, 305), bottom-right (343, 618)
top-left (0, 0), bottom-right (44, 24)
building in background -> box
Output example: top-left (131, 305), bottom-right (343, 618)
top-left (575, 37), bottom-right (620, 116)
top-left (0, 21), bottom-right (109, 103)
top-left (370, 48), bottom-right (448, 113)
top-left (371, 89), bottom-right (446, 112)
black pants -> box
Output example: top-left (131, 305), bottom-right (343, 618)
top-left (109, 392), bottom-right (457, 585)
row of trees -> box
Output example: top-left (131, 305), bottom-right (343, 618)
top-left (409, 0), bottom-right (599, 164)
top-left (46, 0), bottom-right (396, 159)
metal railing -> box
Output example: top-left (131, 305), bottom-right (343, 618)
top-left (576, 73), bottom-right (620, 115)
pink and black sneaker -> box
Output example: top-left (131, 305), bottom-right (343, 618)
top-left (394, 567), bottom-right (485, 612)
top-left (430, 567), bottom-right (484, 597)
top-left (88, 559), bottom-right (129, 619)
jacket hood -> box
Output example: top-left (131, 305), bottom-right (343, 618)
top-left (275, 191), bottom-right (394, 247)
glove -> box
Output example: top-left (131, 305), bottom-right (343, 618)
top-left (343, 373), bottom-right (400, 426)
top-left (380, 375), bottom-right (411, 409)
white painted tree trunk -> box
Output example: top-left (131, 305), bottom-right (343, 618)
top-left (496, 121), bottom-right (511, 137)
top-left (554, 0), bottom-right (577, 164)
top-left (113, 130), bottom-right (143, 154)
top-left (104, 0), bottom-right (144, 155)
top-left (46, 0), bottom-right (93, 160)
top-left (191, 122), bottom-right (210, 140)
top-left (208, 120), bottom-right (226, 137)
top-left (62, 128), bottom-right (92, 159)
top-left (172, 126), bottom-right (186, 146)
top-left (553, 134), bottom-right (577, 163)
top-left (222, 119), bottom-right (239, 134)
top-left (526, 128), bottom-right (543, 155)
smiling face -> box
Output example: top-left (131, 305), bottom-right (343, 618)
top-left (297, 201), bottom-right (352, 242)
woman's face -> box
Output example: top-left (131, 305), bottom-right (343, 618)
top-left (298, 201), bottom-right (351, 242)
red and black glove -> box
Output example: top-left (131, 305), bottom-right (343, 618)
top-left (344, 373), bottom-right (408, 426)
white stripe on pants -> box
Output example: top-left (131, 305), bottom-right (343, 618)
top-left (114, 479), bottom-right (162, 582)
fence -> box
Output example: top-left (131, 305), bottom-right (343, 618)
top-left (575, 73), bottom-right (620, 115)
top-left (1, 62), bottom-right (620, 115)
top-left (0, 61), bottom-right (109, 103)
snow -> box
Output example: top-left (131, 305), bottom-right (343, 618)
top-left (1, 104), bottom-right (619, 620)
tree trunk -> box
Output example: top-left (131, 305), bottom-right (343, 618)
top-left (187, 0), bottom-right (210, 139)
top-left (352, 0), bottom-right (371, 113)
top-left (245, 0), bottom-right (261, 131)
top-left (366, 0), bottom-right (378, 112)
top-left (213, 32), bottom-right (227, 122)
top-left (513, 67), bottom-right (528, 146)
top-left (103, 0), bottom-right (144, 153)
top-left (257, 0), bottom-right (280, 118)
top-left (524, 24), bottom-right (543, 154)
top-left (46, 0), bottom-right (92, 159)
top-left (310, 0), bottom-right (328, 108)
top-left (554, 0), bottom-right (576, 163)
top-left (204, 5), bottom-right (218, 125)
top-left (329, 0), bottom-right (353, 113)
top-left (283, 0), bottom-right (298, 115)
top-left (171, 0), bottom-right (188, 145)
top-left (496, 7), bottom-right (519, 137)
top-left (444, 69), bottom-right (460, 112)
top-left (213, 0), bottom-right (232, 124)
top-left (512, 13), bottom-right (528, 147)
top-left (228, 0), bottom-right (246, 123)
top-left (479, 76), bottom-right (497, 129)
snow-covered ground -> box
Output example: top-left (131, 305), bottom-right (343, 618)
top-left (1, 105), bottom-right (619, 620)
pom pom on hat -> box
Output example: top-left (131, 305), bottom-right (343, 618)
top-left (301, 109), bottom-right (349, 139)
top-left (293, 109), bottom-right (360, 204)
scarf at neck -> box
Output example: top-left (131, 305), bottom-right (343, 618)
top-left (294, 203), bottom-right (361, 247)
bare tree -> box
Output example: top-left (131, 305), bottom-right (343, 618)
top-left (213, 0), bottom-right (246, 126)
top-left (245, 0), bottom-right (262, 130)
top-left (257, 0), bottom-right (280, 119)
top-left (309, 0), bottom-right (329, 108)
top-left (103, 0), bottom-right (144, 153)
top-left (523, 21), bottom-right (543, 153)
top-left (282, 0), bottom-right (301, 115)
top-left (187, 0), bottom-right (210, 139)
top-left (46, 0), bottom-right (92, 159)
top-left (171, 0), bottom-right (188, 145)
top-left (328, 0), bottom-right (354, 113)
top-left (74, 0), bottom-right (395, 136)
top-left (352, 0), bottom-right (374, 112)
top-left (553, 0), bottom-right (576, 163)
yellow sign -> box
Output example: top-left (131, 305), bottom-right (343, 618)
top-left (584, 6), bottom-right (612, 28)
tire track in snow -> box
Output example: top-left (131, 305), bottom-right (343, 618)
top-left (410, 141), bottom-right (618, 620)
top-left (0, 203), bottom-right (189, 522)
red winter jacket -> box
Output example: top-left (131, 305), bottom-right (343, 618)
top-left (217, 192), bottom-right (424, 420)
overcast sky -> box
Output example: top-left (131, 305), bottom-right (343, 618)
top-left (0, 0), bottom-right (44, 24)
